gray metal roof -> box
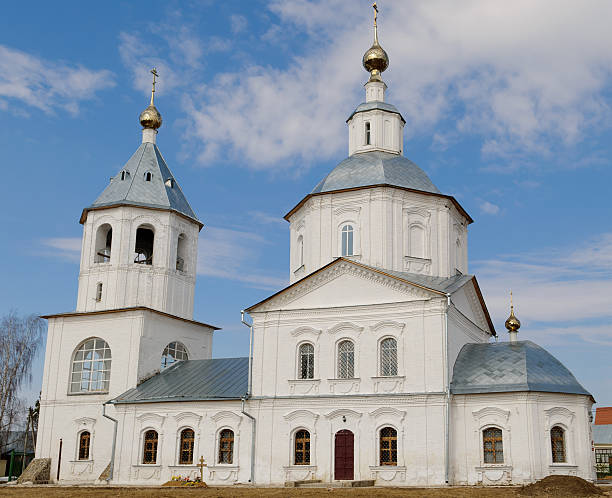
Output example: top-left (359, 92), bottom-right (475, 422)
top-left (347, 101), bottom-right (405, 123)
top-left (451, 340), bottom-right (592, 397)
top-left (82, 142), bottom-right (199, 224)
top-left (311, 151), bottom-right (440, 195)
top-left (593, 425), bottom-right (612, 444)
top-left (112, 357), bottom-right (248, 404)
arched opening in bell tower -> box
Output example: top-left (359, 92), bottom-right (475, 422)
top-left (176, 233), bottom-right (187, 271)
top-left (134, 225), bottom-right (155, 265)
top-left (94, 224), bottom-right (112, 263)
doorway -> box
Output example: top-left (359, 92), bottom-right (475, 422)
top-left (334, 429), bottom-right (354, 480)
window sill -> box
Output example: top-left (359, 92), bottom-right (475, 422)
top-left (475, 464), bottom-right (512, 470)
top-left (67, 391), bottom-right (109, 396)
top-left (283, 465), bottom-right (317, 469)
top-left (132, 464), bottom-right (161, 467)
top-left (69, 460), bottom-right (93, 464)
top-left (288, 379), bottom-right (320, 395)
top-left (549, 464), bottom-right (577, 468)
top-left (371, 375), bottom-right (405, 380)
top-left (327, 378), bottom-right (360, 394)
top-left (369, 465), bottom-right (405, 470)
top-left (207, 464), bottom-right (239, 470)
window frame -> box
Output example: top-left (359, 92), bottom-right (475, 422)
top-left (336, 339), bottom-right (355, 379)
top-left (550, 426), bottom-right (567, 464)
top-left (161, 341), bottom-right (189, 370)
top-left (482, 426), bottom-right (504, 464)
top-left (217, 428), bottom-right (235, 465)
top-left (297, 342), bottom-right (315, 380)
top-left (379, 426), bottom-right (398, 466)
top-left (94, 223), bottom-right (113, 264)
top-left (365, 121), bottom-right (371, 145)
top-left (341, 224), bottom-right (354, 257)
top-left (379, 336), bottom-right (398, 377)
top-left (178, 427), bottom-right (195, 465)
top-left (69, 337), bottom-right (112, 395)
top-left (293, 429), bottom-right (311, 466)
top-left (77, 430), bottom-right (91, 461)
top-left (142, 429), bottom-right (159, 465)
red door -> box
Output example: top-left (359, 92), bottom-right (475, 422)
top-left (334, 430), bottom-right (354, 480)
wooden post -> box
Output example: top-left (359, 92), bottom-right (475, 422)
top-left (57, 439), bottom-right (62, 481)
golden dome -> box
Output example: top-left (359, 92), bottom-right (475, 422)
top-left (505, 309), bottom-right (521, 332)
top-left (139, 104), bottom-right (162, 130)
top-left (363, 3), bottom-right (389, 82)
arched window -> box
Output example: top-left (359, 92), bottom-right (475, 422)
top-left (551, 426), bottom-right (566, 463)
top-left (298, 343), bottom-right (314, 379)
top-left (161, 341), bottom-right (188, 369)
top-left (144, 171), bottom-right (152, 182)
top-left (78, 431), bottom-right (91, 460)
top-left (120, 170), bottom-right (129, 181)
top-left (134, 226), bottom-right (154, 265)
top-left (70, 338), bottom-right (111, 393)
top-left (380, 338), bottom-right (398, 376)
top-left (297, 235), bottom-right (304, 267)
top-left (95, 224), bottom-right (112, 263)
top-left (483, 428), bottom-right (503, 463)
top-left (142, 430), bottom-right (158, 464)
top-left (218, 429), bottom-right (234, 464)
top-left (409, 224), bottom-right (425, 259)
top-left (379, 427), bottom-right (397, 466)
top-left (95, 282), bottom-right (103, 302)
top-left (179, 428), bottom-right (195, 465)
top-left (294, 430), bottom-right (310, 465)
top-left (341, 225), bottom-right (354, 257)
top-left (337, 340), bottom-right (354, 379)
top-left (176, 233), bottom-right (187, 271)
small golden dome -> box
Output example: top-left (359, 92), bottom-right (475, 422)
top-left (363, 2), bottom-right (389, 82)
top-left (505, 309), bottom-right (521, 332)
top-left (139, 104), bottom-right (162, 130)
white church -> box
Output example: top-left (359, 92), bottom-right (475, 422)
top-left (34, 11), bottom-right (596, 487)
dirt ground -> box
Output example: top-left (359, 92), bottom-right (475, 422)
top-left (0, 485), bottom-right (609, 498)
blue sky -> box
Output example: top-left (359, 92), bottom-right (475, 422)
top-left (1, 0), bottom-right (611, 408)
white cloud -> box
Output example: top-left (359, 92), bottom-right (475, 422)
top-left (40, 238), bottom-right (82, 262)
top-left (0, 45), bottom-right (114, 114)
top-left (230, 14), bottom-right (248, 34)
top-left (249, 211), bottom-right (286, 227)
top-left (473, 232), bottom-right (612, 343)
top-left (197, 227), bottom-right (287, 289)
top-left (480, 201), bottom-right (500, 215)
top-left (182, 0), bottom-right (612, 169)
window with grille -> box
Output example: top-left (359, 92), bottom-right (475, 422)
top-left (294, 430), bottom-right (311, 465)
top-left (380, 338), bottom-right (398, 376)
top-left (218, 429), bottom-right (234, 464)
top-left (78, 431), bottom-right (90, 460)
top-left (337, 340), bottom-right (355, 379)
top-left (551, 426), bottom-right (566, 463)
top-left (142, 430), bottom-right (158, 464)
top-left (379, 427), bottom-right (397, 465)
top-left (70, 337), bottom-right (111, 393)
top-left (483, 428), bottom-right (503, 463)
top-left (179, 428), bottom-right (195, 465)
top-left (161, 341), bottom-right (188, 369)
top-left (341, 225), bottom-right (354, 256)
top-left (299, 343), bottom-right (314, 379)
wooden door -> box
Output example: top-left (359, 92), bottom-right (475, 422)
top-left (334, 430), bottom-right (354, 480)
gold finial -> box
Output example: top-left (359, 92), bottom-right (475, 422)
top-left (150, 67), bottom-right (158, 105)
top-left (505, 290), bottom-right (521, 333)
top-left (363, 2), bottom-right (389, 82)
top-left (139, 68), bottom-right (162, 130)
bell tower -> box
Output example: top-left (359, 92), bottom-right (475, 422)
top-left (76, 69), bottom-right (202, 319)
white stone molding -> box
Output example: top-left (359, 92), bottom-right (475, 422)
top-left (71, 416), bottom-right (97, 462)
top-left (69, 460), bottom-right (95, 477)
top-left (288, 379), bottom-right (321, 395)
top-left (136, 412), bottom-right (166, 428)
top-left (369, 407), bottom-right (407, 423)
top-left (324, 408), bottom-right (362, 421)
top-left (328, 378), bottom-right (361, 394)
top-left (174, 411), bottom-right (202, 427)
top-left (211, 410), bottom-right (243, 428)
top-left (371, 376), bottom-right (405, 394)
top-left (131, 465), bottom-right (161, 481)
top-left (207, 465), bottom-right (239, 483)
top-left (472, 406), bottom-right (512, 469)
top-left (369, 466), bottom-right (407, 483)
top-left (333, 205), bottom-right (361, 217)
top-left (544, 407), bottom-right (576, 466)
top-left (368, 408), bottom-right (407, 469)
top-left (290, 326), bottom-right (322, 338)
top-left (283, 465), bottom-right (318, 483)
top-left (254, 260), bottom-right (435, 312)
top-left (370, 321), bottom-right (405, 335)
top-left (327, 322), bottom-right (364, 336)
top-left (474, 465), bottom-right (513, 485)
top-left (283, 410), bottom-right (320, 423)
top-left (472, 407), bottom-right (510, 425)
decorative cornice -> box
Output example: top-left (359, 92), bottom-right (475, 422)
top-left (324, 408), bottom-right (362, 420)
top-left (327, 321), bottom-right (364, 335)
top-left (283, 409), bottom-right (320, 422)
top-left (290, 326), bottom-right (322, 337)
top-left (370, 320), bottom-right (406, 334)
top-left (472, 407), bottom-right (510, 424)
